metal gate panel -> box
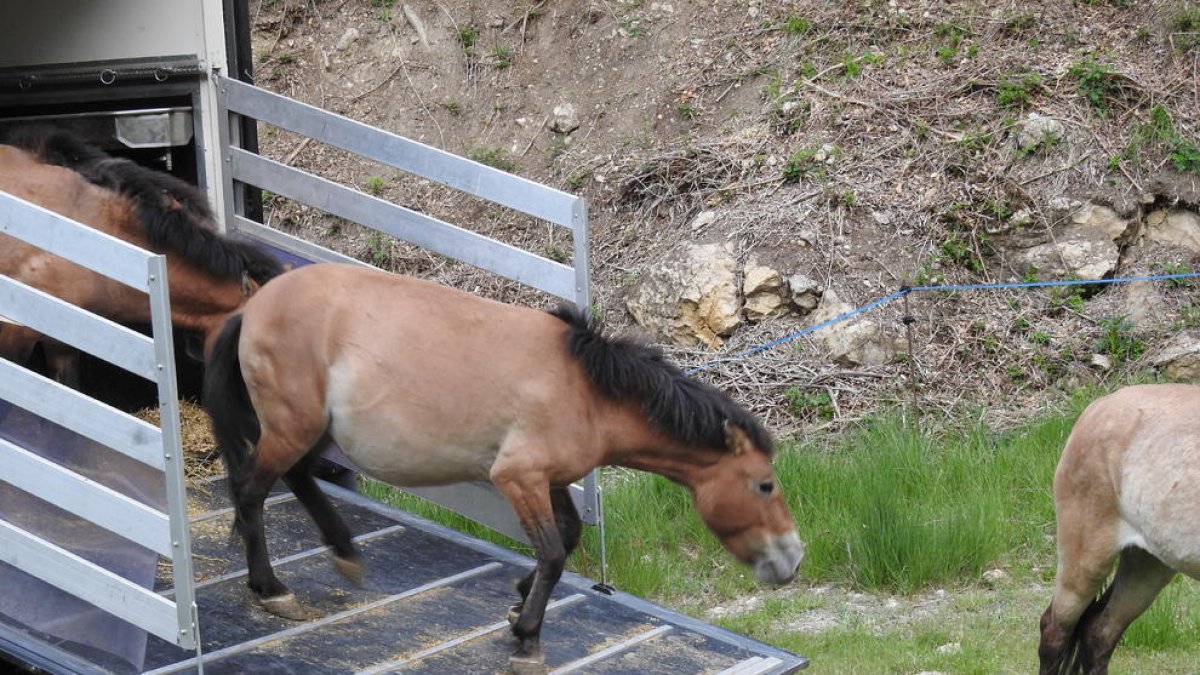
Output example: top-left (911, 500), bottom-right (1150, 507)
top-left (0, 191), bottom-right (200, 651)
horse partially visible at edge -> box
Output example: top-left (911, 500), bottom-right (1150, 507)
top-left (1039, 384), bottom-right (1200, 675)
top-left (0, 126), bottom-right (282, 385)
top-left (202, 263), bottom-right (805, 674)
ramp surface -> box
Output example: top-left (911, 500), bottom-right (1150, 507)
top-left (2, 478), bottom-right (806, 674)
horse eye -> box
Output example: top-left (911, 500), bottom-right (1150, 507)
top-left (756, 480), bottom-right (775, 496)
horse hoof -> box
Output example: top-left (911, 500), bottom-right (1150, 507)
top-left (333, 555), bottom-right (364, 586)
top-left (508, 654), bottom-right (547, 675)
top-left (260, 593), bottom-right (317, 621)
top-left (507, 604), bottom-right (522, 625)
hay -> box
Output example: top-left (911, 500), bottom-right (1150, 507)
top-left (134, 400), bottom-right (223, 484)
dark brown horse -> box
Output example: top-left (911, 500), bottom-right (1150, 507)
top-left (0, 126), bottom-right (282, 384)
top-left (203, 263), bottom-right (804, 674)
top-left (1039, 384), bottom-right (1200, 675)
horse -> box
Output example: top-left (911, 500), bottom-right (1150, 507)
top-left (202, 263), bottom-right (804, 674)
top-left (1039, 384), bottom-right (1200, 674)
top-left (0, 126), bottom-right (282, 385)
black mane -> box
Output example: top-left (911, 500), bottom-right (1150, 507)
top-left (550, 305), bottom-right (775, 456)
top-left (2, 126), bottom-right (282, 285)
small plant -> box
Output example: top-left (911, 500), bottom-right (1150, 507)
top-left (260, 190), bottom-right (277, 209)
top-left (469, 146), bottom-right (519, 172)
top-left (996, 71), bottom-right (1043, 109)
top-left (1096, 316), bottom-right (1146, 365)
top-left (1170, 139), bottom-right (1200, 172)
top-left (1068, 59), bottom-right (1123, 114)
top-left (544, 243), bottom-right (570, 263)
top-left (1030, 330), bottom-right (1052, 346)
top-left (369, 0), bottom-right (395, 6)
top-left (363, 175), bottom-right (386, 196)
top-left (441, 100), bottom-right (461, 116)
top-left (457, 25), bottom-right (480, 55)
top-left (566, 171), bottom-right (589, 189)
top-left (1161, 261), bottom-right (1195, 286)
top-left (1167, 3), bottom-right (1200, 51)
top-left (677, 103), bottom-right (697, 119)
top-left (618, 16), bottom-right (649, 37)
top-left (783, 387), bottom-right (835, 421)
top-left (780, 13), bottom-right (812, 34)
top-left (277, 51), bottom-right (295, 65)
top-left (781, 146), bottom-right (836, 182)
top-left (365, 232), bottom-right (392, 267)
top-left (934, 22), bottom-right (967, 65)
top-left (491, 46), bottom-right (513, 68)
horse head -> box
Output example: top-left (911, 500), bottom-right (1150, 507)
top-left (690, 422), bottom-right (804, 585)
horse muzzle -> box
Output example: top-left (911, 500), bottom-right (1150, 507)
top-left (751, 530), bottom-right (804, 585)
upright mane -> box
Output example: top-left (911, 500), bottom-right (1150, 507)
top-left (550, 306), bottom-right (774, 455)
top-left (2, 125), bottom-right (282, 285)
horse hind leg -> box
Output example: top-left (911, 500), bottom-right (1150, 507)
top-left (1039, 527), bottom-right (1119, 674)
top-left (281, 440), bottom-right (362, 586)
top-left (1074, 547), bottom-right (1175, 675)
top-left (231, 429), bottom-right (321, 621)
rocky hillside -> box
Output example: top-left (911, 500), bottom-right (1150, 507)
top-left (250, 0), bottom-right (1200, 432)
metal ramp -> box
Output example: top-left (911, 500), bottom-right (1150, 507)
top-left (1, 477), bottom-right (806, 674)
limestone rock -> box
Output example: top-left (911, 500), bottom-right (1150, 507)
top-left (1010, 202), bottom-right (1132, 280)
top-left (787, 274), bottom-right (823, 313)
top-left (626, 243), bottom-right (742, 348)
top-left (550, 103), bottom-right (580, 134)
top-left (1150, 334), bottom-right (1200, 383)
top-left (1015, 113), bottom-right (1064, 151)
top-left (805, 290), bottom-right (896, 367)
top-left (1144, 209), bottom-right (1200, 253)
top-left (742, 259), bottom-right (790, 322)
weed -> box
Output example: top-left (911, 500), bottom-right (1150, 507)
top-left (441, 101), bottom-right (461, 116)
top-left (468, 146), bottom-right (519, 172)
top-left (277, 51), bottom-right (294, 65)
top-left (377, 9), bottom-right (392, 21)
top-left (363, 175), bottom-right (386, 196)
top-left (780, 13), bottom-right (812, 34)
top-left (1167, 3), bottom-right (1200, 51)
top-left (566, 171), bottom-right (589, 189)
top-left (369, 0), bottom-right (395, 6)
top-left (618, 16), bottom-right (649, 37)
top-left (1178, 305), bottom-right (1200, 329)
top-left (782, 147), bottom-right (824, 182)
top-left (937, 235), bottom-right (985, 274)
top-left (1030, 330), bottom-right (1052, 346)
top-left (1068, 59), bottom-right (1123, 114)
top-left (544, 243), bottom-right (570, 263)
top-left (1161, 261), bottom-right (1195, 286)
top-left (934, 22), bottom-right (967, 65)
top-left (677, 103), bottom-right (697, 119)
top-left (1096, 316), bottom-right (1146, 365)
top-left (784, 388), bottom-right (835, 421)
top-left (1001, 11), bottom-right (1037, 34)
top-left (260, 190), bottom-right (277, 209)
top-left (456, 25), bottom-right (479, 55)
top-left (996, 71), bottom-right (1042, 109)
top-left (491, 45), bottom-right (513, 68)
top-left (365, 232), bottom-right (392, 267)
top-left (1170, 139), bottom-right (1200, 172)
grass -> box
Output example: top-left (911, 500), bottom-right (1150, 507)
top-left (358, 385), bottom-right (1200, 671)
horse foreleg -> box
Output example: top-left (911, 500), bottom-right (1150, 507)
top-left (281, 443), bottom-right (362, 585)
top-left (494, 473), bottom-right (566, 675)
top-left (510, 487), bottom-right (581, 624)
top-left (43, 341), bottom-right (81, 389)
top-left (1075, 547), bottom-right (1174, 675)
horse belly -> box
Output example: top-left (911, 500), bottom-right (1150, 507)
top-left (328, 409), bottom-right (499, 488)
top-left (1119, 449), bottom-right (1200, 578)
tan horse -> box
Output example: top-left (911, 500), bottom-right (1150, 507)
top-left (0, 127), bottom-right (282, 384)
top-left (202, 263), bottom-right (804, 674)
top-left (1039, 384), bottom-right (1200, 674)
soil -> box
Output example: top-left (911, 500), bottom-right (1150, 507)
top-left (246, 0), bottom-right (1200, 433)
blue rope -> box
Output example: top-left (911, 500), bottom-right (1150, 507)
top-left (684, 271), bottom-right (1200, 375)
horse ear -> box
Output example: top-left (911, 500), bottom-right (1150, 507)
top-left (724, 421), bottom-right (752, 455)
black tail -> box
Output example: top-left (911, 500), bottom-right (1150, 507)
top-left (202, 314), bottom-right (260, 483)
top-left (1051, 586), bottom-right (1112, 675)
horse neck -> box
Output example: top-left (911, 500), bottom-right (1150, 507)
top-left (163, 261), bottom-right (250, 336)
top-left (599, 403), bottom-right (723, 487)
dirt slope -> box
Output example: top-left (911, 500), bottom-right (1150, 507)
top-left (250, 0), bottom-right (1200, 430)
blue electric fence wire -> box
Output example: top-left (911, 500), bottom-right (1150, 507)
top-left (684, 271), bottom-right (1200, 375)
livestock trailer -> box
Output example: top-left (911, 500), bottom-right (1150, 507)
top-left (0, 1), bottom-right (808, 672)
